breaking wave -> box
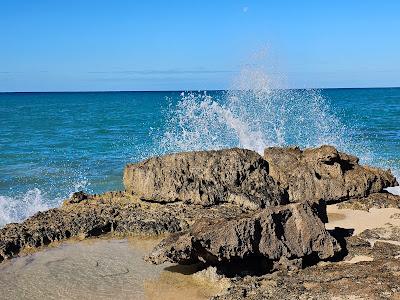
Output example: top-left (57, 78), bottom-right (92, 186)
top-left (0, 189), bottom-right (49, 227)
top-left (0, 179), bottom-right (91, 227)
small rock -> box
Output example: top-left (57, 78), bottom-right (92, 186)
top-left (65, 191), bottom-right (90, 204)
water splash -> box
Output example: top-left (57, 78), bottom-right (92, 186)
top-left (0, 188), bottom-right (49, 227)
top-left (0, 178), bottom-right (91, 227)
top-left (160, 65), bottom-right (355, 156)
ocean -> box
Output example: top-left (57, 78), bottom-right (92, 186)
top-left (0, 88), bottom-right (399, 226)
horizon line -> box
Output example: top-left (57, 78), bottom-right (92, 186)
top-left (1, 86), bottom-right (400, 94)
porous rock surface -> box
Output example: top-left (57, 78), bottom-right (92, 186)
top-left (212, 258), bottom-right (400, 300)
top-left (146, 201), bottom-right (340, 272)
top-left (124, 148), bottom-right (287, 209)
top-left (213, 231), bottom-right (400, 300)
top-left (337, 191), bottom-right (400, 210)
top-left (264, 145), bottom-right (398, 203)
top-left (358, 224), bottom-right (400, 242)
top-left (0, 191), bottom-right (246, 262)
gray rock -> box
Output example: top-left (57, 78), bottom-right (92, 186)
top-left (0, 191), bottom-right (248, 263)
top-left (146, 201), bottom-right (340, 272)
top-left (264, 145), bottom-right (398, 203)
top-left (124, 148), bottom-right (288, 209)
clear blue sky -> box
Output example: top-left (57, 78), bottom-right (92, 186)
top-left (1, 0), bottom-right (400, 91)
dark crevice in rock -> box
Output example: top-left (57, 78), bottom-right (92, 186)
top-left (139, 198), bottom-right (182, 204)
top-left (87, 223), bottom-right (113, 236)
top-left (300, 252), bottom-right (320, 268)
top-left (327, 227), bottom-right (354, 262)
top-left (336, 159), bottom-right (356, 172)
top-left (216, 255), bottom-right (272, 277)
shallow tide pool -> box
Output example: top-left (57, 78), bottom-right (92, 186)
top-left (0, 237), bottom-right (227, 300)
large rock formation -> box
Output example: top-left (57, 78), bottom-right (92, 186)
top-left (146, 201), bottom-right (340, 273)
top-left (124, 148), bottom-right (288, 209)
top-left (264, 145), bottom-right (398, 203)
top-left (1, 144), bottom-right (398, 286)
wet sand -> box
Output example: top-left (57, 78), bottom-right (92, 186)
top-left (0, 237), bottom-right (228, 300)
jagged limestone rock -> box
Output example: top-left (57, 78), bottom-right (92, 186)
top-left (124, 148), bottom-right (288, 209)
top-left (264, 145), bottom-right (398, 203)
top-left (146, 201), bottom-right (340, 272)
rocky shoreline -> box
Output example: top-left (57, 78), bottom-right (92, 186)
top-left (1, 145), bottom-right (400, 299)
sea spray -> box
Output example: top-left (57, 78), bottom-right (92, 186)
top-left (159, 64), bottom-right (360, 157)
top-left (0, 188), bottom-right (49, 226)
top-left (0, 178), bottom-right (91, 227)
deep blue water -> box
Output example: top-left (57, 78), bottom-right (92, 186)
top-left (0, 88), bottom-right (399, 225)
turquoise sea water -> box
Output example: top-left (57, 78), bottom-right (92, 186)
top-left (0, 88), bottom-right (399, 225)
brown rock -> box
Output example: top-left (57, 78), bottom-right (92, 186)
top-left (146, 201), bottom-right (340, 272)
top-left (359, 224), bottom-right (400, 242)
top-left (0, 191), bottom-right (247, 263)
top-left (264, 145), bottom-right (398, 203)
top-left (124, 148), bottom-right (288, 209)
top-left (0, 194), bottom-right (184, 262)
top-left (337, 192), bottom-right (400, 211)
top-left (212, 258), bottom-right (400, 300)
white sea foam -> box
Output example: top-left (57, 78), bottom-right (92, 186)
top-left (0, 179), bottom-right (91, 227)
top-left (0, 188), bottom-right (49, 227)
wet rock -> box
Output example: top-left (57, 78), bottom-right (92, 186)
top-left (146, 201), bottom-right (340, 273)
top-left (264, 145), bottom-right (398, 203)
top-left (124, 148), bottom-right (288, 209)
top-left (337, 192), bottom-right (400, 211)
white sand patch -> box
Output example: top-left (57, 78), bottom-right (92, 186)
top-left (344, 255), bottom-right (374, 264)
top-left (386, 186), bottom-right (400, 196)
top-left (326, 205), bottom-right (400, 235)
